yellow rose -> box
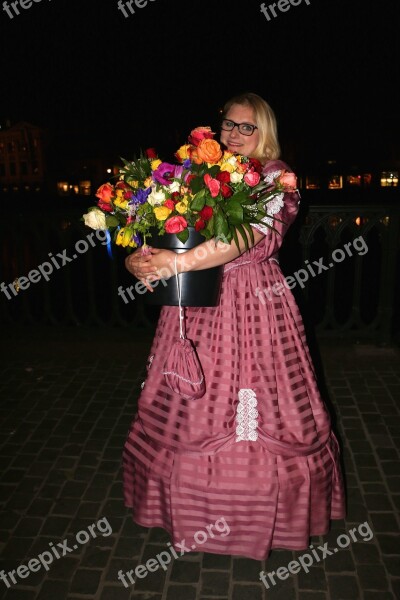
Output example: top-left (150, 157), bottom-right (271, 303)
top-left (154, 206), bottom-right (172, 221)
top-left (144, 176), bottom-right (153, 188)
top-left (114, 197), bottom-right (128, 209)
top-left (114, 190), bottom-right (128, 209)
top-left (220, 162), bottom-right (235, 173)
top-left (175, 144), bottom-right (191, 162)
top-left (116, 228), bottom-right (137, 247)
top-left (175, 199), bottom-right (188, 214)
top-left (151, 159), bottom-right (162, 171)
top-left (127, 179), bottom-right (139, 188)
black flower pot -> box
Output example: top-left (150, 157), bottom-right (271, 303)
top-left (144, 227), bottom-right (223, 307)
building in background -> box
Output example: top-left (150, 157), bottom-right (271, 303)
top-left (0, 121), bottom-right (46, 193)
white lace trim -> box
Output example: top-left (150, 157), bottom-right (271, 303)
top-left (264, 169), bottom-right (282, 186)
top-left (141, 354), bottom-right (155, 389)
top-left (236, 388), bottom-right (258, 442)
top-left (251, 191), bottom-right (285, 235)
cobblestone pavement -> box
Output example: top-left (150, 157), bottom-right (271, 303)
top-left (0, 326), bottom-right (399, 600)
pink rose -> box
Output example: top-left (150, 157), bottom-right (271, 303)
top-left (165, 216), bottom-right (188, 234)
top-left (95, 182), bottom-right (114, 203)
top-left (244, 170), bottom-right (261, 187)
top-left (204, 173), bottom-right (221, 198)
top-left (188, 126), bottom-right (215, 147)
top-left (279, 171), bottom-right (297, 191)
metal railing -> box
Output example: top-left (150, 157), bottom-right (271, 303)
top-left (1, 199), bottom-right (399, 343)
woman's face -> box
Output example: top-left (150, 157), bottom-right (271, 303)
top-left (220, 103), bottom-right (260, 157)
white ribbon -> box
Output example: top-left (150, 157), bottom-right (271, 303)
top-left (174, 255), bottom-right (185, 340)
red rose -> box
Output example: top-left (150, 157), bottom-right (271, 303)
top-left (188, 126), bottom-right (215, 147)
top-left (249, 158), bottom-right (263, 173)
top-left (186, 174), bottom-right (196, 187)
top-left (97, 200), bottom-right (113, 213)
top-left (164, 199), bottom-right (175, 210)
top-left (220, 183), bottom-right (232, 198)
top-left (145, 147), bottom-right (158, 158)
top-left (216, 171), bottom-right (231, 183)
top-left (171, 192), bottom-right (180, 203)
top-left (165, 216), bottom-right (188, 234)
top-left (195, 218), bottom-right (206, 231)
top-left (115, 181), bottom-right (129, 190)
top-left (123, 190), bottom-right (134, 200)
top-left (199, 206), bottom-right (213, 221)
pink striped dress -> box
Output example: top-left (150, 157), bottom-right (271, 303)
top-left (122, 159), bottom-right (346, 561)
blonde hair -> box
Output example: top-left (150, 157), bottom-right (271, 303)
top-left (222, 92), bottom-right (280, 162)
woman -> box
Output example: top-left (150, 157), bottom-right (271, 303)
top-left (122, 92), bottom-right (346, 561)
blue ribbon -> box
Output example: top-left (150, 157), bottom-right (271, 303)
top-left (106, 229), bottom-right (114, 259)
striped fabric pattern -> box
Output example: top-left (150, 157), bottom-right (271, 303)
top-left (122, 160), bottom-right (346, 560)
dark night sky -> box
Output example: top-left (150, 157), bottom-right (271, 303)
top-left (1, 0), bottom-right (399, 168)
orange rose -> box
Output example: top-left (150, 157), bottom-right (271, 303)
top-left (196, 139), bottom-right (223, 164)
top-left (189, 146), bottom-right (204, 165)
top-left (95, 182), bottom-right (114, 203)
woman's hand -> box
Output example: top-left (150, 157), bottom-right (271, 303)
top-left (125, 247), bottom-right (158, 292)
top-left (125, 247), bottom-right (178, 292)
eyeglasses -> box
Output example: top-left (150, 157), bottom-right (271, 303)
top-left (221, 119), bottom-right (258, 136)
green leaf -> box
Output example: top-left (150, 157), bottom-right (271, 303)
top-left (214, 208), bottom-right (230, 239)
top-left (235, 223), bottom-right (249, 251)
top-left (189, 176), bottom-right (203, 194)
top-left (225, 199), bottom-right (243, 225)
top-left (230, 190), bottom-right (248, 204)
top-left (208, 165), bottom-right (220, 177)
top-left (205, 196), bottom-right (216, 207)
top-left (231, 226), bottom-right (240, 252)
top-left (105, 215), bottom-right (119, 228)
top-left (243, 222), bottom-right (255, 245)
top-left (191, 189), bottom-right (206, 211)
top-left (115, 212), bottom-right (127, 225)
top-left (176, 229), bottom-right (189, 244)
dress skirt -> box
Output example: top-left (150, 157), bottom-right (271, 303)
top-left (122, 161), bottom-right (346, 560)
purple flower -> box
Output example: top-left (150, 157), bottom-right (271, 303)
top-left (129, 187), bottom-right (151, 205)
top-left (152, 162), bottom-right (177, 185)
top-left (183, 158), bottom-right (192, 169)
top-left (174, 165), bottom-right (184, 179)
top-left (133, 234), bottom-right (142, 246)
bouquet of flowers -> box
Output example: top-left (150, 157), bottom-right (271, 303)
top-left (82, 126), bottom-right (297, 252)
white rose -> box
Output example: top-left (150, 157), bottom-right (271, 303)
top-left (168, 181), bottom-right (181, 193)
top-left (147, 188), bottom-right (166, 206)
top-left (230, 172), bottom-right (244, 184)
top-left (83, 208), bottom-right (107, 230)
top-left (227, 156), bottom-right (238, 166)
